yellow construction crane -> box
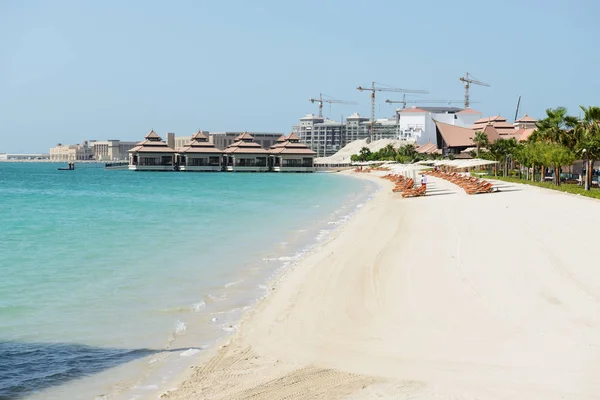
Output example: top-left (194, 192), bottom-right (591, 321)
top-left (309, 94), bottom-right (357, 118)
top-left (385, 95), bottom-right (476, 109)
top-left (459, 72), bottom-right (490, 109)
top-left (356, 82), bottom-right (428, 139)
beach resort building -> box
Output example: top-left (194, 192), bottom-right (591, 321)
top-left (269, 134), bottom-right (316, 172)
top-left (292, 108), bottom-right (483, 157)
top-left (171, 132), bottom-right (282, 151)
top-left (471, 115), bottom-right (537, 142)
top-left (395, 107), bottom-right (482, 144)
top-left (433, 114), bottom-right (539, 156)
top-left (176, 131), bottom-right (223, 172)
top-left (222, 132), bottom-right (270, 172)
top-left (89, 140), bottom-right (138, 161)
top-left (49, 142), bottom-right (94, 161)
top-left (128, 130), bottom-right (177, 171)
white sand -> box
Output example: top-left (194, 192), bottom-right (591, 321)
top-left (161, 173), bottom-right (600, 399)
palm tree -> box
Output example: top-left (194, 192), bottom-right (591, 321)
top-left (358, 146), bottom-right (372, 161)
top-left (574, 106), bottom-right (600, 190)
top-left (532, 107), bottom-right (578, 182)
top-left (471, 131), bottom-right (489, 157)
top-left (489, 138), bottom-right (518, 176)
top-left (535, 107), bottom-right (578, 146)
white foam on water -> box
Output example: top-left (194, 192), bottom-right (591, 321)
top-left (224, 280), bottom-right (242, 288)
top-left (191, 301), bottom-right (206, 312)
top-left (179, 348), bottom-right (201, 357)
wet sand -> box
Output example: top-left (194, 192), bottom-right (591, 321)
top-left (160, 172), bottom-right (600, 399)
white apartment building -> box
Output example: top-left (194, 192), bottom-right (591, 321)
top-left (293, 112), bottom-right (411, 158)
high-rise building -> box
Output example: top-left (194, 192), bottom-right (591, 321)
top-left (293, 107), bottom-right (483, 157)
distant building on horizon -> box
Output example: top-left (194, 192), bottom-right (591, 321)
top-left (0, 153), bottom-right (49, 161)
top-left (172, 131), bottom-right (283, 151)
top-left (49, 142), bottom-right (94, 161)
top-left (89, 140), bottom-right (138, 161)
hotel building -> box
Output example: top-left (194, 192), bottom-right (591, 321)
top-left (49, 142), bottom-right (94, 161)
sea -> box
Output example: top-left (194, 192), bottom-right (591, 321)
top-left (0, 162), bottom-right (377, 399)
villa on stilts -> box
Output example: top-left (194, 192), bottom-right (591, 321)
top-left (222, 132), bottom-right (270, 172)
top-left (269, 133), bottom-right (316, 172)
top-left (177, 131), bottom-right (223, 172)
top-left (128, 130), bottom-right (177, 171)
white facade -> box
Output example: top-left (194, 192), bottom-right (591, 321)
top-left (0, 153), bottom-right (49, 160)
top-left (396, 107), bottom-right (482, 145)
top-left (49, 142), bottom-right (94, 161)
top-left (89, 140), bottom-right (137, 161)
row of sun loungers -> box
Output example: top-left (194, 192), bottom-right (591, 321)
top-left (426, 171), bottom-right (496, 195)
top-left (381, 174), bottom-right (426, 198)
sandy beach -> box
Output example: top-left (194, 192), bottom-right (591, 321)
top-left (160, 172), bottom-right (600, 399)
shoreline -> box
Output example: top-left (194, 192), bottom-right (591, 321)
top-left (147, 170), bottom-right (390, 399)
top-left (38, 171), bottom-right (379, 400)
top-left (154, 171), bottom-right (600, 399)
top-left (147, 170), bottom-right (385, 399)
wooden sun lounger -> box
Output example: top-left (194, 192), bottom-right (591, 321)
top-left (402, 185), bottom-right (427, 198)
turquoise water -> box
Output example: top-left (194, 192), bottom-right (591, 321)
top-left (0, 163), bottom-right (377, 399)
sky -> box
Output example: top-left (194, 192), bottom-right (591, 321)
top-left (1, 0), bottom-right (599, 153)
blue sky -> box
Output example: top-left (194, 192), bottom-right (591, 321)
top-left (1, 0), bottom-right (599, 153)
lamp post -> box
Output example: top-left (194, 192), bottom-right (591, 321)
top-left (582, 149), bottom-right (589, 190)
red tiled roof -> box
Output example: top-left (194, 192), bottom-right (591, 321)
top-left (473, 115), bottom-right (507, 124)
top-left (482, 125), bottom-right (501, 143)
top-left (270, 147), bottom-right (316, 155)
top-left (224, 134), bottom-right (268, 154)
top-left (235, 132), bottom-right (255, 141)
top-left (516, 114), bottom-right (537, 123)
top-left (434, 120), bottom-right (475, 147)
top-left (129, 130), bottom-right (176, 153)
top-left (144, 130), bottom-right (161, 140)
top-left (457, 108), bottom-right (481, 114)
top-left (400, 107), bottom-right (428, 113)
top-left (516, 128), bottom-right (536, 141)
top-left (416, 142), bottom-right (439, 154)
top-left (191, 131), bottom-right (209, 141)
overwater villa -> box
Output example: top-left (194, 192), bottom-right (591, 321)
top-left (222, 132), bottom-right (270, 172)
top-left (269, 133), bottom-right (316, 172)
top-left (177, 131), bottom-right (223, 172)
top-left (126, 130), bottom-right (316, 173)
top-left (128, 130), bottom-right (177, 171)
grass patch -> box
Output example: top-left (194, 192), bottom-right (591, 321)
top-left (479, 175), bottom-right (600, 200)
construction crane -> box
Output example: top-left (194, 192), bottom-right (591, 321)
top-left (514, 95), bottom-right (522, 122)
top-left (309, 94), bottom-right (357, 118)
top-left (459, 72), bottom-right (490, 109)
top-left (356, 82), bottom-right (428, 139)
top-left (385, 95), bottom-right (477, 109)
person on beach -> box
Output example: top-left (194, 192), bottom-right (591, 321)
top-left (421, 174), bottom-right (427, 188)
